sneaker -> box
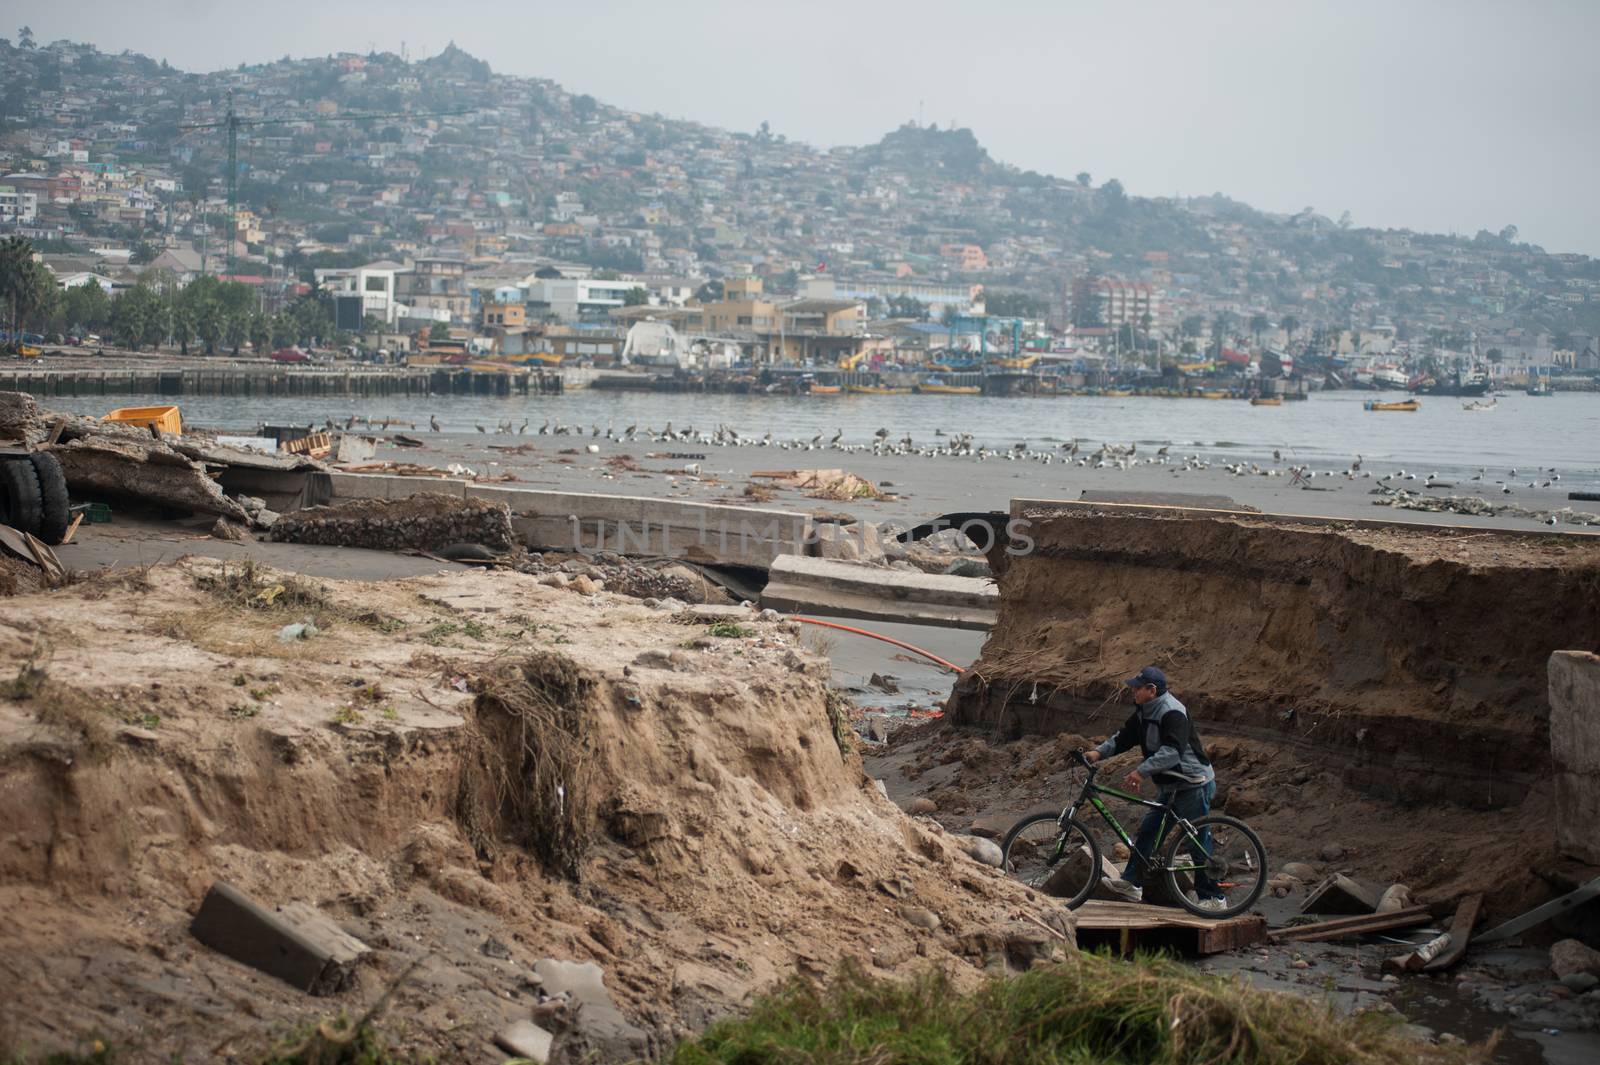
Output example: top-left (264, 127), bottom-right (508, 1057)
top-left (1195, 897), bottom-right (1229, 913)
top-left (1104, 878), bottom-right (1143, 902)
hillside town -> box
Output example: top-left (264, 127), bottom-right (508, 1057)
top-left (2, 32), bottom-right (1599, 386)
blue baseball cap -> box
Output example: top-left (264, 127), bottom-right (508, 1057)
top-left (1125, 666), bottom-right (1167, 692)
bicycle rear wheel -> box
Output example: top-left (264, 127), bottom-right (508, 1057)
top-left (1160, 813), bottom-right (1267, 918)
top-left (1000, 813), bottom-right (1102, 910)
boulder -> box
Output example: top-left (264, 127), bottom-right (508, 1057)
top-left (1280, 861), bottom-right (1320, 882)
top-left (1550, 939), bottom-right (1600, 981)
top-left (1376, 884), bottom-right (1414, 913)
top-left (907, 797), bottom-right (937, 815)
top-left (953, 834), bottom-right (1004, 868)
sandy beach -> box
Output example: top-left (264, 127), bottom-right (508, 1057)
top-left (346, 430), bottom-right (1600, 537)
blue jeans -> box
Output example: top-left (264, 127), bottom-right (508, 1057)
top-left (1123, 780), bottom-right (1219, 897)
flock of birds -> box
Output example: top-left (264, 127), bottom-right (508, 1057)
top-left (324, 415), bottom-right (1569, 517)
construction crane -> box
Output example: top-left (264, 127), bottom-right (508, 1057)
top-left (180, 92), bottom-right (474, 275)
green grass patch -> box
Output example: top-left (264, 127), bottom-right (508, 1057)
top-left (669, 954), bottom-right (1467, 1065)
top-left (707, 621), bottom-right (755, 639)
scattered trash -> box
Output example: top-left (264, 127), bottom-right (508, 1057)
top-left (277, 620), bottom-right (319, 642)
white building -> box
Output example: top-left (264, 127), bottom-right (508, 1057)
top-left (526, 277), bottom-right (639, 323)
top-left (0, 186), bottom-right (39, 225)
top-left (314, 260), bottom-right (404, 325)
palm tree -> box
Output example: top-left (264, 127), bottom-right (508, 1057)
top-left (1281, 315), bottom-right (1300, 345)
top-left (224, 308), bottom-right (250, 355)
top-left (248, 313), bottom-right (272, 354)
top-left (0, 236), bottom-right (48, 345)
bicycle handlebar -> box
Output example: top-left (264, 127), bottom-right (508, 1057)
top-left (1070, 748), bottom-right (1097, 773)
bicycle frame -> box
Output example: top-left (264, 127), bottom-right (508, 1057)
top-left (1058, 760), bottom-right (1209, 877)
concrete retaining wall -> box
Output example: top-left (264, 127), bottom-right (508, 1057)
top-left (326, 473), bottom-right (809, 569)
top-left (1550, 651), bottom-right (1600, 865)
top-left (761, 554), bottom-right (998, 630)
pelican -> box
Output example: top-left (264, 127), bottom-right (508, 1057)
top-left (429, 414), bottom-right (441, 432)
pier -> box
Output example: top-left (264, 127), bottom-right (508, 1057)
top-left (0, 363), bottom-right (562, 398)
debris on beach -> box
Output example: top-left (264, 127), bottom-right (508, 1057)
top-left (1372, 487), bottom-right (1600, 526)
top-left (750, 468), bottom-right (889, 501)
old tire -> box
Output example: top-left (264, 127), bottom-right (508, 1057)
top-left (0, 458), bottom-right (42, 535)
top-left (28, 451), bottom-right (70, 545)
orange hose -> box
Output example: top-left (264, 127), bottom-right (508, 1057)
top-left (791, 616), bottom-right (966, 673)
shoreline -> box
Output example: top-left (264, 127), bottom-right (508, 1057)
top-left (328, 431), bottom-right (1600, 538)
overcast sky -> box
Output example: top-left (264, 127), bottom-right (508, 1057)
top-left (12, 0), bottom-right (1600, 253)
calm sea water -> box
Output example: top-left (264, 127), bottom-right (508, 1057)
top-left (46, 389), bottom-right (1600, 490)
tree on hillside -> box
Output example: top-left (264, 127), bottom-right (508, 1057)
top-left (1281, 315), bottom-right (1300, 344)
top-left (0, 237), bottom-right (55, 341)
top-left (17, 25), bottom-right (35, 49)
top-left (1075, 172), bottom-right (1091, 187)
top-left (623, 286), bottom-right (648, 306)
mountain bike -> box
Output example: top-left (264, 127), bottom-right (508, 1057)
top-left (999, 749), bottom-right (1267, 919)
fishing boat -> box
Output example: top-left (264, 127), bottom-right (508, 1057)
top-left (808, 383), bottom-right (842, 395)
top-left (1462, 397), bottom-right (1498, 411)
top-left (846, 384), bottom-right (913, 395)
top-left (1250, 396), bottom-right (1283, 407)
top-left (1527, 380), bottom-right (1554, 396)
top-left (1199, 390), bottom-right (1230, 400)
top-left (1365, 400), bottom-right (1420, 412)
top-left (1101, 389), bottom-right (1133, 398)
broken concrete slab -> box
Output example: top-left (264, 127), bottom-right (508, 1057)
top-left (1301, 873), bottom-right (1380, 915)
top-left (493, 1019), bottom-right (554, 1063)
top-left (1549, 650), bottom-right (1600, 864)
top-left (189, 881), bottom-right (369, 995)
top-left (762, 553), bottom-right (998, 630)
top-left (531, 958), bottom-right (647, 1060)
top-left (53, 435), bottom-right (249, 522)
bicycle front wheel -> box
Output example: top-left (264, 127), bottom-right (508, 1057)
top-left (1000, 813), bottom-right (1102, 910)
top-left (1160, 813), bottom-right (1267, 918)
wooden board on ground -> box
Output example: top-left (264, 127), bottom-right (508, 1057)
top-left (1071, 900), bottom-right (1267, 955)
top-left (1423, 893), bottom-right (1482, 972)
top-left (1269, 904), bottom-right (1433, 943)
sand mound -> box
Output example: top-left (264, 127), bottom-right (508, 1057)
top-left (0, 561), bottom-right (1065, 1061)
top-left (954, 505), bottom-right (1600, 809)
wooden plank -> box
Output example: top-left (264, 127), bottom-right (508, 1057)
top-left (1422, 893), bottom-right (1482, 972)
top-left (1270, 906), bottom-right (1433, 943)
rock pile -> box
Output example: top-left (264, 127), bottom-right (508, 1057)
top-left (513, 552), bottom-right (730, 604)
top-left (268, 493), bottom-right (516, 552)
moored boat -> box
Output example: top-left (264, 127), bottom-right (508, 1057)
top-left (1365, 399), bottom-right (1420, 411)
top-left (1250, 396), bottom-right (1283, 406)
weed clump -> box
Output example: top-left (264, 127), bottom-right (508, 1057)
top-left (670, 955), bottom-right (1468, 1065)
top-left (193, 560), bottom-right (332, 614)
top-left (707, 621), bottom-right (754, 639)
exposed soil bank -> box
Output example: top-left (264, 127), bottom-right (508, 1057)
top-left (0, 562), bottom-right (1066, 1062)
top-left (951, 503), bottom-right (1600, 809)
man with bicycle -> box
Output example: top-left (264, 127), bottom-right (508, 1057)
top-left (1085, 665), bottom-right (1226, 910)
